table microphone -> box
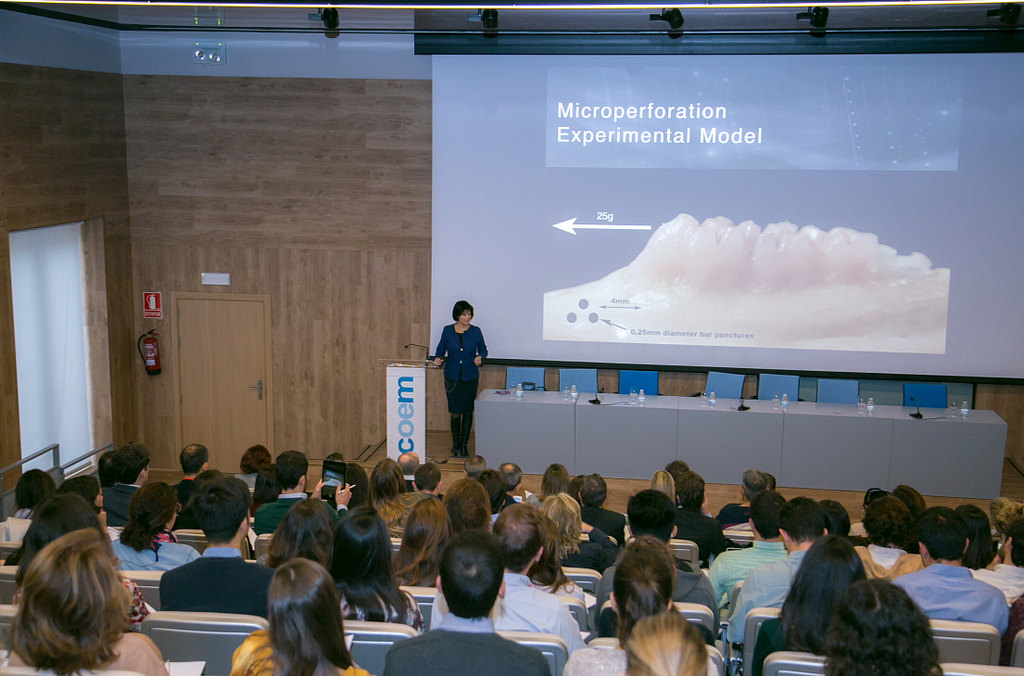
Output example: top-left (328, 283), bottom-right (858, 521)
top-left (909, 397), bottom-right (924, 419)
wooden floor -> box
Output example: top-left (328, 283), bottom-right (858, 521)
top-left (153, 429), bottom-right (1024, 520)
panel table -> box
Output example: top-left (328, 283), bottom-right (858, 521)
top-left (677, 398), bottom-right (785, 485)
top-left (574, 393), bottom-right (679, 479)
top-left (474, 389), bottom-right (576, 475)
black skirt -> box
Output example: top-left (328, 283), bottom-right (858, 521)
top-left (445, 377), bottom-right (479, 414)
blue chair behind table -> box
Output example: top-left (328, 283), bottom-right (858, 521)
top-left (559, 368), bottom-right (598, 394)
top-left (816, 378), bottom-right (861, 404)
top-left (618, 370), bottom-right (659, 396)
top-left (757, 374), bottom-right (800, 402)
top-left (704, 371), bottom-right (745, 399)
top-left (506, 367), bottom-right (546, 391)
top-left (903, 382), bottom-right (948, 409)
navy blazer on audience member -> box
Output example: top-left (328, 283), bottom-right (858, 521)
top-left (434, 324), bottom-right (487, 381)
top-left (103, 484), bottom-right (139, 528)
top-left (674, 508), bottom-right (730, 568)
top-left (580, 505), bottom-right (627, 548)
top-left (160, 552), bottom-right (274, 618)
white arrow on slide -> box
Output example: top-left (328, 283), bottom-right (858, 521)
top-left (552, 218), bottom-right (653, 236)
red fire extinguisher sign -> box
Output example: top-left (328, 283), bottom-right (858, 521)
top-left (143, 292), bottom-right (162, 319)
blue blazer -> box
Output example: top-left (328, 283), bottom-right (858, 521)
top-left (435, 324), bottom-right (487, 381)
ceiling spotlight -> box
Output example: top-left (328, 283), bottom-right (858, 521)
top-left (797, 6), bottom-right (829, 37)
top-left (480, 8), bottom-right (499, 35)
top-left (987, 2), bottom-right (1021, 25)
top-left (650, 8), bottom-right (684, 38)
top-left (321, 7), bottom-right (340, 38)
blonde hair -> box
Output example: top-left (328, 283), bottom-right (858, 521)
top-left (541, 493), bottom-right (582, 559)
top-left (625, 612), bottom-right (708, 676)
top-left (990, 497), bottom-right (1024, 538)
top-left (13, 528), bottom-right (130, 676)
top-left (650, 471), bottom-right (675, 499)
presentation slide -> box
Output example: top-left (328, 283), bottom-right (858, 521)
top-left (431, 53), bottom-right (1024, 380)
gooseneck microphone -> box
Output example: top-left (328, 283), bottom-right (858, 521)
top-left (909, 397), bottom-right (924, 419)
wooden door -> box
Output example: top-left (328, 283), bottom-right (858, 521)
top-left (175, 294), bottom-right (273, 472)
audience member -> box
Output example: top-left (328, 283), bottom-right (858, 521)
top-left (255, 451), bottom-right (346, 535)
top-left (568, 475), bottom-right (586, 505)
top-left (10, 529), bottom-right (166, 676)
top-left (174, 443), bottom-right (209, 507)
top-left (673, 471), bottom-right (728, 567)
top-left (398, 451), bottom-right (420, 492)
top-left (479, 469), bottom-right (509, 520)
top-left (498, 462), bottom-right (524, 509)
top-left (371, 458), bottom-right (428, 538)
top-left (394, 497), bottom-right (452, 587)
top-left (751, 536), bottom-right (866, 676)
top-left (384, 530), bottom-right (550, 676)
top-left (12, 493), bottom-right (150, 630)
top-left (819, 499), bottom-right (862, 545)
top-left (231, 559), bottom-right (370, 676)
top-left (709, 490), bottom-right (788, 608)
top-left (542, 492), bottom-right (617, 572)
top-left (624, 612), bottom-right (707, 676)
top-left (464, 455), bottom-right (487, 480)
top-left (112, 482), bottom-right (200, 571)
top-left (103, 443), bottom-right (150, 528)
top-left (161, 476), bottom-right (274, 617)
top-left (991, 497), bottom-right (1024, 542)
top-left (175, 468), bottom-right (224, 530)
top-left (823, 579), bottom-right (941, 676)
top-left (250, 466), bottom-right (280, 518)
top-left (98, 450), bottom-right (117, 488)
top-left (330, 506), bottom-right (423, 631)
top-left (715, 469), bottom-right (770, 528)
top-left (413, 462), bottom-right (443, 498)
top-left (236, 443), bottom-right (272, 490)
top-left (262, 498), bottom-right (333, 569)
top-left (854, 496), bottom-right (923, 580)
top-left (649, 470), bottom-right (675, 500)
top-left (892, 484), bottom-right (928, 523)
top-left (0, 469), bottom-right (56, 541)
top-left (975, 516), bottom-right (1024, 606)
top-left (527, 514), bottom-right (584, 600)
top-left (580, 473), bottom-right (627, 546)
top-left (443, 478), bottom-right (491, 533)
top-left (345, 463), bottom-right (370, 509)
top-left (729, 496), bottom-right (826, 645)
top-left (894, 506), bottom-right (1007, 632)
top-left (595, 490), bottom-right (718, 634)
top-left (663, 460), bottom-right (690, 483)
top-left (526, 463), bottom-right (570, 505)
top-left (956, 503), bottom-right (997, 570)
top-left (565, 537), bottom-right (678, 676)
top-left (56, 474), bottom-right (102, 513)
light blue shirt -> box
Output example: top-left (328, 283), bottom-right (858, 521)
top-left (895, 563), bottom-right (1009, 633)
top-left (729, 549), bottom-right (807, 644)
top-left (437, 614), bottom-right (496, 634)
top-left (708, 540), bottom-right (788, 608)
top-left (113, 539), bottom-right (200, 572)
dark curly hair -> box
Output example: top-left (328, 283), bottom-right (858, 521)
top-left (824, 579), bottom-right (940, 676)
top-left (863, 496), bottom-right (915, 551)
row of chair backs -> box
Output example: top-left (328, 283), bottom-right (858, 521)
top-left (505, 368), bottom-right (661, 396)
top-left (763, 653), bottom-right (1022, 676)
top-left (757, 374), bottom-right (799, 402)
top-left (497, 631), bottom-right (569, 676)
top-left (141, 611), bottom-right (268, 676)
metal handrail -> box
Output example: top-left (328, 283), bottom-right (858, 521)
top-left (0, 442), bottom-right (112, 521)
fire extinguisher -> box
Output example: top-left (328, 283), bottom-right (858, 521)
top-left (137, 329), bottom-right (161, 376)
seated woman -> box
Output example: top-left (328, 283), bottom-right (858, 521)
top-left (261, 498), bottom-right (333, 569)
top-left (526, 463), bottom-right (571, 506)
top-left (231, 558), bottom-right (371, 676)
top-left (330, 506), bottom-right (423, 631)
top-left (12, 493), bottom-right (151, 630)
top-left (564, 537), bottom-right (678, 676)
top-left (854, 496), bottom-right (923, 580)
top-left (751, 535), bottom-right (866, 676)
top-left (542, 492), bottom-right (618, 573)
top-left (370, 458), bottom-right (428, 538)
top-left (236, 444), bottom-right (272, 491)
top-left (649, 470), bottom-right (675, 500)
top-left (624, 613), bottom-right (708, 676)
top-left (393, 497), bottom-right (451, 587)
top-left (9, 528), bottom-right (166, 676)
top-left (0, 469), bottom-right (57, 541)
top-left (112, 481), bottom-right (201, 571)
top-left (250, 466), bottom-right (280, 519)
top-left (528, 513), bottom-right (585, 601)
top-left (823, 579), bottom-right (940, 676)
top-left (956, 503), bottom-right (996, 570)
top-left (443, 478), bottom-right (491, 534)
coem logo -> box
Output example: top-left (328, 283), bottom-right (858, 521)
top-left (396, 376), bottom-right (415, 452)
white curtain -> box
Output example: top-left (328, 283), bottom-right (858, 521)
top-left (9, 221), bottom-right (91, 469)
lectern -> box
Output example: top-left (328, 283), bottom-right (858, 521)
top-left (381, 359), bottom-right (436, 460)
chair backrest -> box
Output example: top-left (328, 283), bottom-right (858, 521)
top-left (253, 533), bottom-right (273, 561)
top-left (121, 570), bottom-right (164, 611)
top-left (400, 585), bottom-right (437, 628)
top-left (668, 539), bottom-right (699, 564)
top-left (140, 611), bottom-right (268, 676)
top-left (172, 529), bottom-right (210, 554)
top-left (507, 367), bottom-right (546, 391)
top-left (723, 526), bottom-right (754, 546)
top-left (0, 603), bottom-right (18, 652)
top-left (931, 619), bottom-right (1001, 665)
top-left (586, 637), bottom-right (619, 649)
top-left (762, 651), bottom-right (826, 676)
top-left (705, 371), bottom-right (745, 399)
top-left (558, 368), bottom-right (598, 394)
top-left (344, 620), bottom-right (419, 676)
top-left (618, 370), bottom-right (658, 396)
top-left (708, 644), bottom-right (726, 676)
top-left (903, 382), bottom-right (949, 409)
top-left (498, 631), bottom-right (569, 676)
top-left (742, 606), bottom-right (782, 671)
top-left (0, 566), bottom-right (18, 605)
top-left (815, 378), bottom-right (861, 404)
top-left (0, 540), bottom-right (22, 558)
top-left (758, 374), bottom-right (800, 402)
top-left (563, 567), bottom-right (601, 595)
top-left (1011, 628), bottom-right (1024, 667)
top-left (941, 663), bottom-right (1024, 676)
top-left (674, 602), bottom-right (715, 635)
top-left (558, 595), bottom-right (589, 632)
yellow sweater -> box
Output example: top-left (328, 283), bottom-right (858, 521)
top-left (231, 630), bottom-right (374, 676)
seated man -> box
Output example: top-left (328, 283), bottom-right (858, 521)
top-left (464, 455), bottom-right (487, 481)
top-left (728, 496), bottom-right (825, 645)
top-left (102, 443), bottom-right (150, 528)
top-left (413, 462), bottom-right (443, 498)
top-left (398, 451), bottom-right (420, 492)
top-left (253, 450), bottom-right (348, 534)
top-left (384, 530), bottom-right (550, 676)
top-left (594, 489), bottom-right (718, 634)
top-left (973, 516), bottom-right (1024, 604)
top-left (895, 506), bottom-right (1008, 632)
top-left (714, 469), bottom-right (771, 529)
top-left (708, 489), bottom-right (788, 609)
top-left (673, 471), bottom-right (729, 567)
top-left (498, 462), bottom-right (524, 509)
top-left (160, 476), bottom-right (275, 617)
top-left (579, 474), bottom-right (627, 547)
top-left (172, 443), bottom-right (209, 530)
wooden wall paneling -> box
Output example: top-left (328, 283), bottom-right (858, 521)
top-left (80, 218), bottom-right (113, 452)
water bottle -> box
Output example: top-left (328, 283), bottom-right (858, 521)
top-left (858, 397), bottom-right (866, 415)
top-left (781, 393), bottom-right (790, 410)
top-left (772, 394), bottom-right (780, 411)
top-left (570, 384), bottom-right (578, 400)
top-left (866, 397), bottom-right (875, 415)
top-left (638, 389), bottom-right (646, 404)
top-left (515, 382), bottom-right (524, 399)
top-left (562, 385), bottom-right (571, 400)
top-left (960, 400), bottom-right (970, 419)
top-left (708, 391), bottom-right (717, 408)
top-left (630, 387), bottom-right (639, 405)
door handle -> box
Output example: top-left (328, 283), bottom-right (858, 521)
top-left (247, 379), bottom-right (263, 401)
